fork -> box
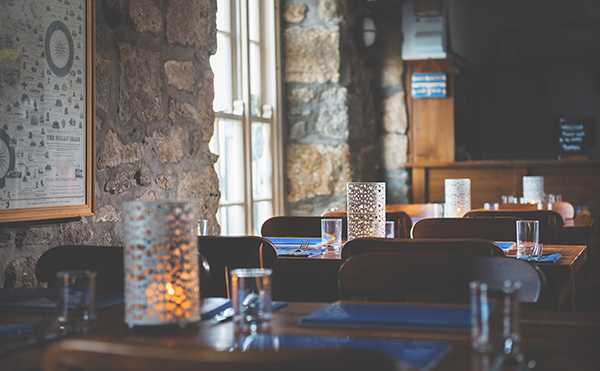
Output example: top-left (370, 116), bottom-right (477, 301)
top-left (528, 244), bottom-right (544, 262)
top-left (294, 240), bottom-right (310, 253)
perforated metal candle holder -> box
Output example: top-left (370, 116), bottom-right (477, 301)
top-left (122, 200), bottom-right (200, 328)
top-left (444, 178), bottom-right (471, 217)
top-left (522, 176), bottom-right (544, 204)
top-left (347, 182), bottom-right (386, 240)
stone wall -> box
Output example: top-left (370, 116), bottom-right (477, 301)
top-left (0, 0), bottom-right (219, 288)
top-left (281, 0), bottom-right (409, 215)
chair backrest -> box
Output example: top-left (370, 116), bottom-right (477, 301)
top-left (43, 339), bottom-right (398, 371)
top-left (539, 202), bottom-right (575, 221)
top-left (411, 217), bottom-right (521, 242)
top-left (36, 245), bottom-right (211, 294)
top-left (497, 203), bottom-right (537, 210)
top-left (261, 216), bottom-right (349, 239)
top-left (341, 237), bottom-right (505, 260)
top-left (386, 203), bottom-right (443, 219)
top-left (197, 236), bottom-right (277, 298)
top-left (36, 246), bottom-right (125, 292)
top-left (463, 209), bottom-right (563, 244)
top-left (338, 252), bottom-right (544, 303)
top-left (320, 211), bottom-right (412, 238)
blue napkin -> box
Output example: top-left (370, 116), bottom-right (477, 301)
top-left (495, 241), bottom-right (516, 249)
top-left (266, 238), bottom-right (322, 247)
top-left (276, 248), bottom-right (327, 257)
top-left (518, 253), bottom-right (561, 263)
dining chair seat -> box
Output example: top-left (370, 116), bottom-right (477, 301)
top-left (411, 216), bottom-right (521, 241)
top-left (43, 339), bottom-right (399, 371)
top-left (197, 236), bottom-right (277, 298)
top-left (463, 209), bottom-right (563, 244)
top-left (338, 252), bottom-right (545, 303)
top-left (341, 237), bottom-right (506, 260)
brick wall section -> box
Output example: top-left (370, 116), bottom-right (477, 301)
top-left (0, 0), bottom-right (219, 288)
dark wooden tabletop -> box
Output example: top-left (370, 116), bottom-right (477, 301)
top-left (2, 301), bottom-right (599, 371)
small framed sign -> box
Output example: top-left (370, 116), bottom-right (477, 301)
top-left (411, 72), bottom-right (447, 98)
top-left (410, 58), bottom-right (447, 98)
top-left (555, 117), bottom-right (596, 158)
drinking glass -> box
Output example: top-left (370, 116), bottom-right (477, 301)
top-left (57, 270), bottom-right (97, 332)
top-left (231, 268), bottom-right (273, 333)
top-left (385, 221), bottom-right (395, 238)
top-left (516, 220), bottom-right (539, 258)
top-left (321, 218), bottom-right (342, 251)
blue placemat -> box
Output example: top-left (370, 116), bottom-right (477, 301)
top-left (266, 237), bottom-right (322, 247)
top-left (0, 323), bottom-right (34, 339)
top-left (0, 289), bottom-right (123, 313)
top-left (299, 301), bottom-right (487, 332)
top-left (234, 333), bottom-right (451, 371)
top-left (518, 253), bottom-right (561, 263)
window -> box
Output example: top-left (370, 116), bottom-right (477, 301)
top-left (210, 0), bottom-right (283, 235)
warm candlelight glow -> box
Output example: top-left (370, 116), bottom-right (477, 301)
top-left (166, 282), bottom-right (175, 296)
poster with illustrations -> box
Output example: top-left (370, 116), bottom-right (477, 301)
top-left (0, 0), bottom-right (91, 217)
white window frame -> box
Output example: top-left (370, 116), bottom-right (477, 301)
top-left (211, 0), bottom-right (284, 235)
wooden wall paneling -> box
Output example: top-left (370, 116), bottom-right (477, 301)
top-left (411, 168), bottom-right (427, 203)
top-left (405, 58), bottom-right (455, 164)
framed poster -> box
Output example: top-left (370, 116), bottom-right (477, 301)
top-left (0, 0), bottom-right (94, 223)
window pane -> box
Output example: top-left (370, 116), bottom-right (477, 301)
top-left (212, 118), bottom-right (245, 204)
top-left (251, 122), bottom-right (272, 200)
top-left (219, 205), bottom-right (246, 235)
top-left (248, 0), bottom-right (260, 42)
top-left (212, 33), bottom-right (233, 112)
top-left (216, 0), bottom-right (231, 32)
top-left (250, 41), bottom-right (261, 115)
top-left (253, 200), bottom-right (273, 236)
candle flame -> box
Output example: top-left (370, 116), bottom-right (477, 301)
top-left (166, 282), bottom-right (175, 295)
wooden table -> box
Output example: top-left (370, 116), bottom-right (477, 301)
top-left (273, 245), bottom-right (588, 311)
top-left (2, 301), bottom-right (599, 370)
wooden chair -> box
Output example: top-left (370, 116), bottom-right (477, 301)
top-left (36, 245), bottom-right (210, 294)
top-left (411, 217), bottom-right (521, 242)
top-left (320, 211), bottom-right (412, 238)
top-left (463, 209), bottom-right (564, 244)
top-left (498, 202), bottom-right (575, 221)
top-left (539, 202), bottom-right (576, 221)
top-left (36, 246), bottom-right (126, 292)
top-left (386, 203), bottom-right (443, 220)
top-left (261, 216), bottom-right (349, 239)
top-left (197, 236), bottom-right (277, 298)
top-left (338, 252), bottom-right (544, 303)
top-left (341, 237), bottom-right (505, 260)
top-left (43, 339), bottom-right (399, 371)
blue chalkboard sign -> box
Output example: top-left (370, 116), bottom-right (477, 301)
top-left (555, 117), bottom-right (595, 158)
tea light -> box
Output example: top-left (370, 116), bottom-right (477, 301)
top-left (444, 178), bottom-right (471, 217)
top-left (347, 182), bottom-right (386, 240)
top-left (122, 200), bottom-right (200, 328)
top-left (523, 176), bottom-right (544, 204)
